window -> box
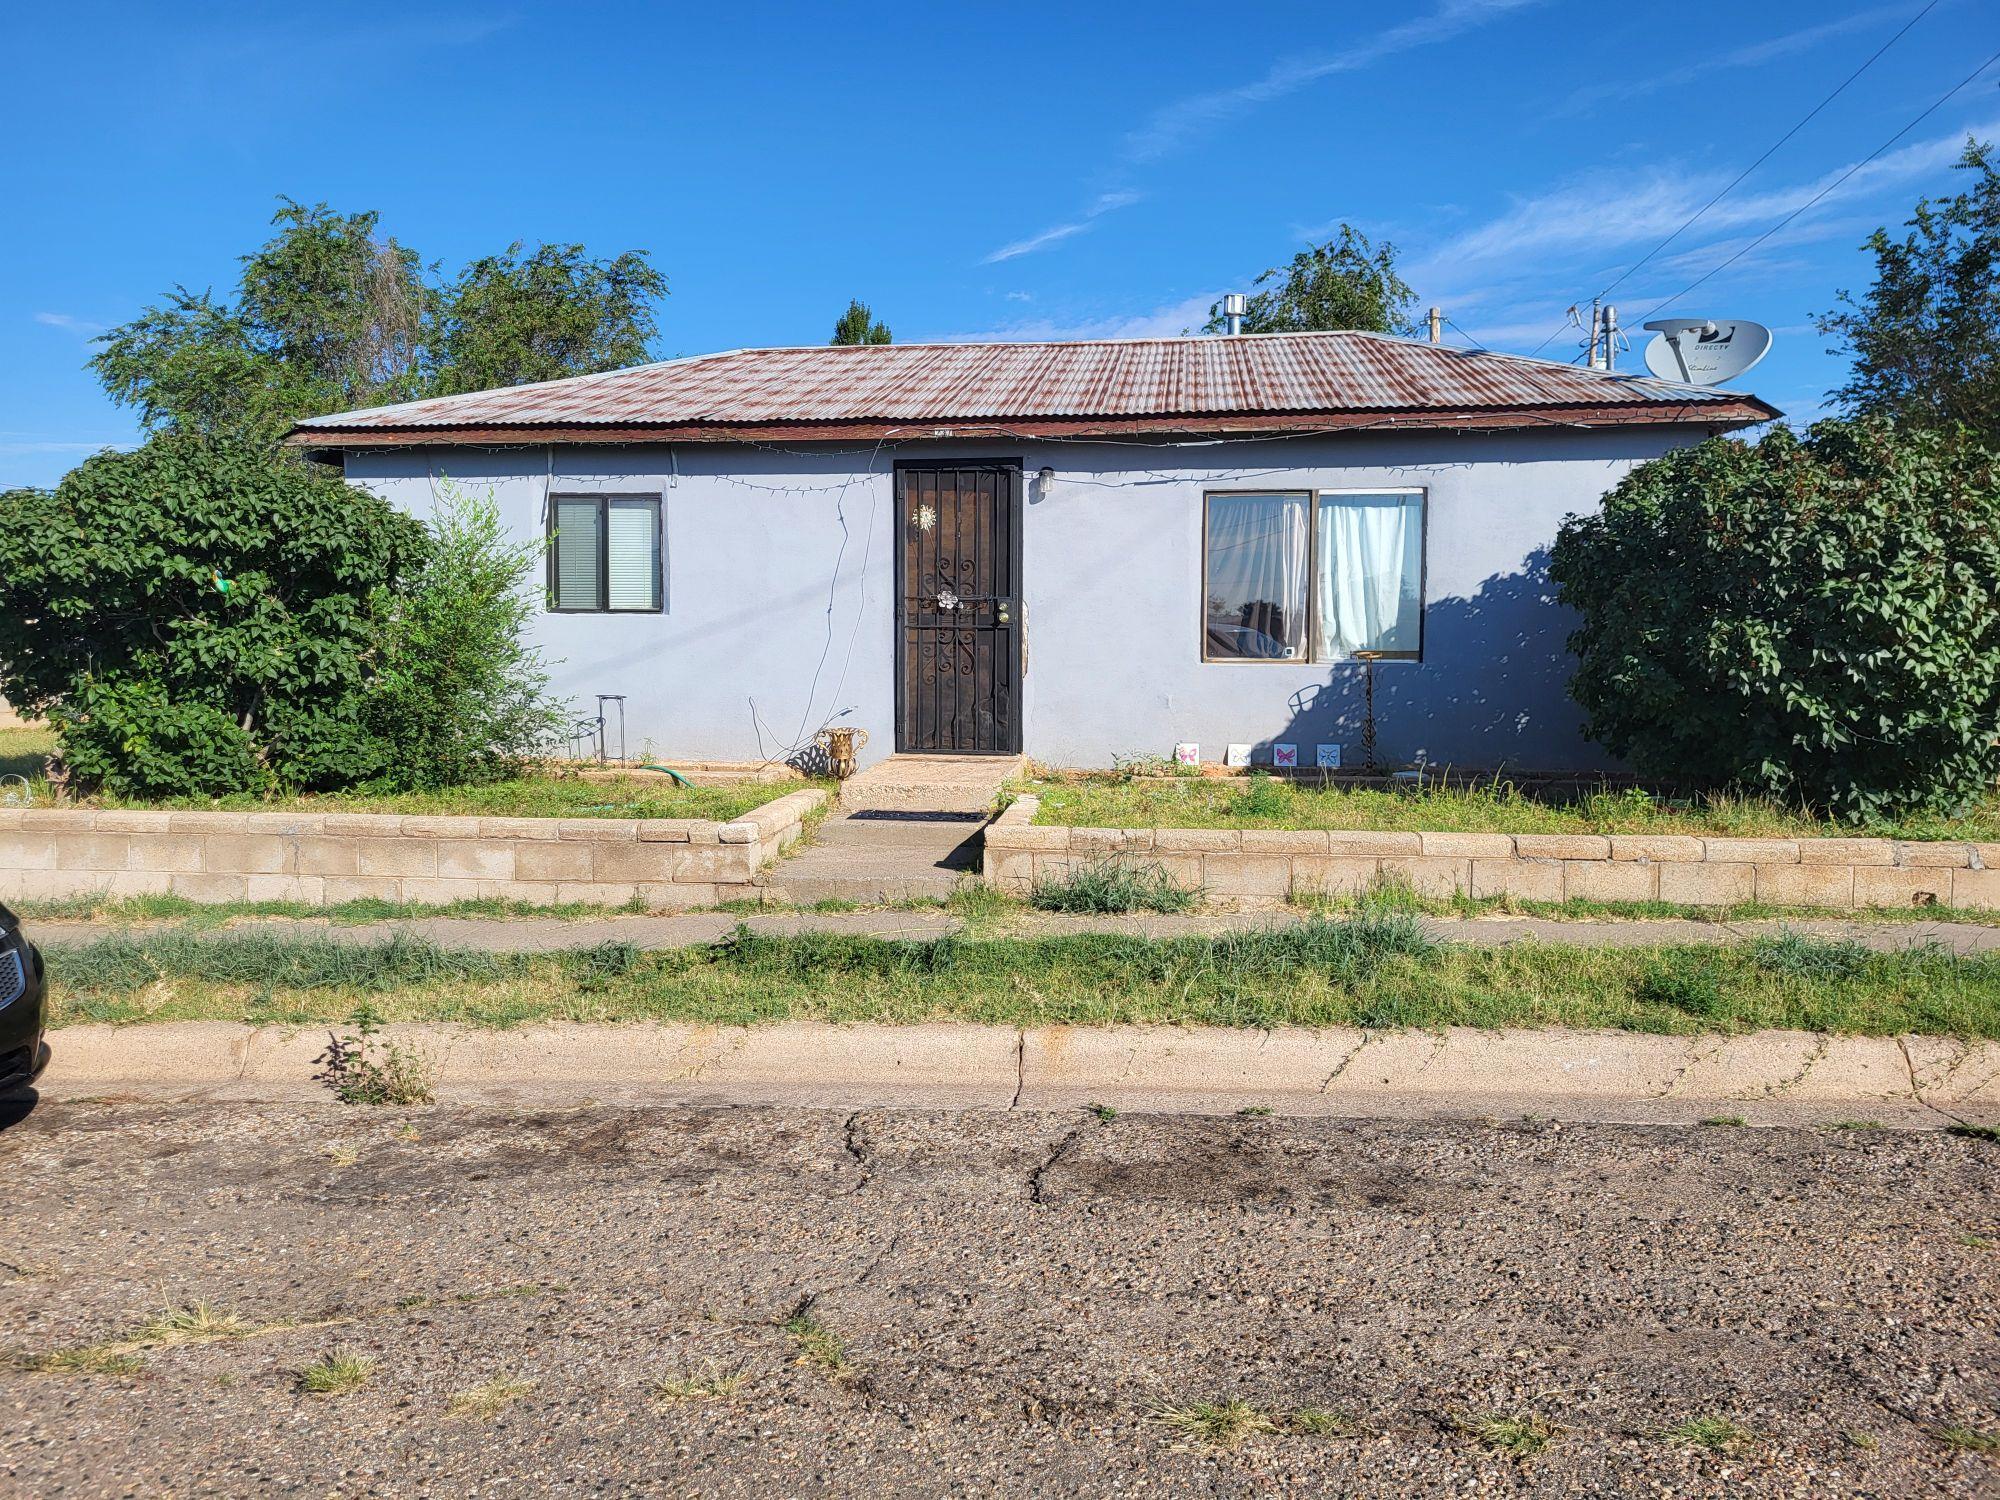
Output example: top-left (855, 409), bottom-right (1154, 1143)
top-left (549, 495), bottom-right (661, 612)
top-left (1202, 489), bottom-right (1424, 662)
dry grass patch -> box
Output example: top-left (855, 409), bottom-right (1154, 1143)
top-left (652, 1364), bottom-right (748, 1404)
top-left (1149, 1397), bottom-right (1281, 1451)
top-left (783, 1311), bottom-right (856, 1382)
top-left (1454, 1410), bottom-right (1558, 1458)
top-left (1661, 1415), bottom-right (1754, 1452)
top-left (449, 1375), bottom-right (532, 1420)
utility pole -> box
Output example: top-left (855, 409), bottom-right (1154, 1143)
top-left (1585, 298), bottom-right (1606, 370)
top-left (1427, 306), bottom-right (1443, 344)
top-left (1602, 303), bottom-right (1620, 371)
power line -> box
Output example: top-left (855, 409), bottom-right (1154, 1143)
top-left (1636, 42), bottom-right (2000, 323)
top-left (1525, 1), bottom-right (1942, 357)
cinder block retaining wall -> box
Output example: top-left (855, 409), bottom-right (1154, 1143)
top-left (983, 796), bottom-right (2000, 912)
top-left (0, 789), bottom-right (825, 910)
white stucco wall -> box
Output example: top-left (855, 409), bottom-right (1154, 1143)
top-left (341, 425), bottom-right (1710, 771)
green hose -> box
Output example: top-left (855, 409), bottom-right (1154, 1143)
top-left (638, 762), bottom-right (695, 787)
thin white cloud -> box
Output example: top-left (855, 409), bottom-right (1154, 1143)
top-left (35, 312), bottom-right (107, 337)
top-left (1416, 118), bottom-right (1999, 286)
top-left (981, 190), bottom-right (1146, 263)
top-left (1557, 2), bottom-right (1922, 116)
top-left (1004, 291), bottom-right (1035, 302)
top-left (987, 2), bottom-right (1535, 266)
top-left (1125, 0), bottom-right (1540, 161)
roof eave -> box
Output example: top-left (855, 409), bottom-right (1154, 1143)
top-left (288, 399), bottom-right (1779, 451)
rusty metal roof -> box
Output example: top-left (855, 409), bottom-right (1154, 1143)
top-left (293, 331), bottom-right (1777, 445)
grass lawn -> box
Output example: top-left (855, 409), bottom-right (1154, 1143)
top-left (0, 739), bottom-right (821, 825)
top-left (94, 774), bottom-right (824, 823)
top-left (1021, 774), bottom-right (2000, 843)
top-left (39, 919), bottom-right (2000, 1038)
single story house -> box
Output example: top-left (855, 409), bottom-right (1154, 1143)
top-left (293, 330), bottom-right (1775, 772)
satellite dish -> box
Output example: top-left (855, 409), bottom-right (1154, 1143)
top-left (1641, 318), bottom-right (1772, 386)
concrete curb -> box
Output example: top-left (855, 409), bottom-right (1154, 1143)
top-left (32, 1021), bottom-right (2000, 1128)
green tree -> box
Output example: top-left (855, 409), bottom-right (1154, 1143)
top-left (1204, 224), bottom-right (1417, 336)
top-left (1550, 419), bottom-right (2000, 823)
top-left (91, 199), bottom-right (668, 445)
top-left (92, 200), bottom-right (431, 447)
top-left (831, 298), bottom-right (892, 345)
top-left (365, 482), bottom-right (569, 790)
top-left (0, 434), bottom-right (426, 797)
top-left (1818, 139), bottom-right (1999, 436)
top-left (430, 243), bottom-right (667, 394)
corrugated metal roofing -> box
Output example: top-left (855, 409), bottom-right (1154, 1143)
top-left (294, 330), bottom-right (1770, 437)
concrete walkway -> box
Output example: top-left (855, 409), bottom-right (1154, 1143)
top-left (30, 908), bottom-right (2000, 954)
top-left (30, 1018), bottom-right (2000, 1129)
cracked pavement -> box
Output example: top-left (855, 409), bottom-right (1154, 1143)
top-left (1, 1098), bottom-right (1995, 1496)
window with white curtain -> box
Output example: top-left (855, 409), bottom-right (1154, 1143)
top-left (548, 495), bottom-right (662, 612)
top-left (1201, 489), bottom-right (1424, 662)
top-left (1314, 491), bottom-right (1424, 659)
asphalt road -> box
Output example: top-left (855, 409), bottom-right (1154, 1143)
top-left (1, 1097), bottom-right (1995, 1497)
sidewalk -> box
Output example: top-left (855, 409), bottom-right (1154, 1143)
top-left (30, 907), bottom-right (2000, 953)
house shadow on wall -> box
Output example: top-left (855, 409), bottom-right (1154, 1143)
top-left (1271, 549), bottom-right (1614, 773)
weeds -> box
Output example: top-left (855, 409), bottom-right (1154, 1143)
top-left (297, 1349), bottom-right (375, 1396)
top-left (1947, 1123), bottom-right (1999, 1142)
top-left (15, 1345), bottom-right (144, 1375)
top-left (1937, 1426), bottom-right (2000, 1454)
top-left (1635, 955), bottom-right (1726, 1018)
top-left (1844, 1428), bottom-right (1880, 1451)
top-left (42, 919), bottom-right (2000, 1039)
top-left (1150, 1397), bottom-right (1281, 1451)
top-left (1454, 1410), bottom-right (1557, 1458)
top-left (1750, 932), bottom-right (1872, 980)
top-left (1087, 1102), bottom-right (1118, 1123)
top-left (783, 1311), bottom-right (856, 1381)
top-left (1700, 1116), bottom-right (1747, 1127)
top-left (1238, 1105), bottom-right (1273, 1118)
top-left (1029, 859), bottom-right (1199, 914)
top-left (652, 1364), bottom-right (748, 1404)
top-left (1831, 1119), bottom-right (1885, 1131)
top-left (448, 1375), bottom-right (531, 1420)
top-left (314, 1007), bottom-right (434, 1106)
top-left (1661, 1415), bottom-right (1753, 1452)
top-left (137, 1304), bottom-right (256, 1346)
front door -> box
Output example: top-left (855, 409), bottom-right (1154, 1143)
top-left (895, 461), bottom-right (1022, 754)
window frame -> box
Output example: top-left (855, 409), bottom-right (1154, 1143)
top-left (545, 492), bottom-right (664, 615)
top-left (1199, 486), bottom-right (1427, 664)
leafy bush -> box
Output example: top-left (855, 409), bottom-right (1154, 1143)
top-left (1552, 420), bottom-right (2000, 822)
top-left (0, 434), bottom-right (425, 797)
top-left (364, 482), bottom-right (567, 790)
top-left (313, 1006), bottom-right (435, 1106)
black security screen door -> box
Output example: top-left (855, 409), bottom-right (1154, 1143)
top-left (895, 461), bottom-right (1023, 754)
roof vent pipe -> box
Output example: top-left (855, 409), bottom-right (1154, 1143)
top-left (1222, 293), bottom-right (1246, 336)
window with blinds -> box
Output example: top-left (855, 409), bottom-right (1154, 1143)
top-left (548, 495), bottom-right (661, 612)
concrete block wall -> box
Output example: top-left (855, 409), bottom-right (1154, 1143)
top-left (983, 796), bottom-right (2000, 912)
top-left (0, 790), bottom-right (825, 910)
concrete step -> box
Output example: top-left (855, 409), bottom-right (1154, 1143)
top-left (839, 754), bottom-right (1022, 815)
top-left (810, 814), bottom-right (985, 859)
top-left (759, 808), bottom-right (989, 904)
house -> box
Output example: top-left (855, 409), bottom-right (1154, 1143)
top-left (292, 331), bottom-right (1776, 772)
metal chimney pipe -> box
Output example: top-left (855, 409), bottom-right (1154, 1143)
top-left (1222, 292), bottom-right (1246, 336)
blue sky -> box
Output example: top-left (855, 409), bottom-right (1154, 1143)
top-left (3, 0), bottom-right (1995, 488)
